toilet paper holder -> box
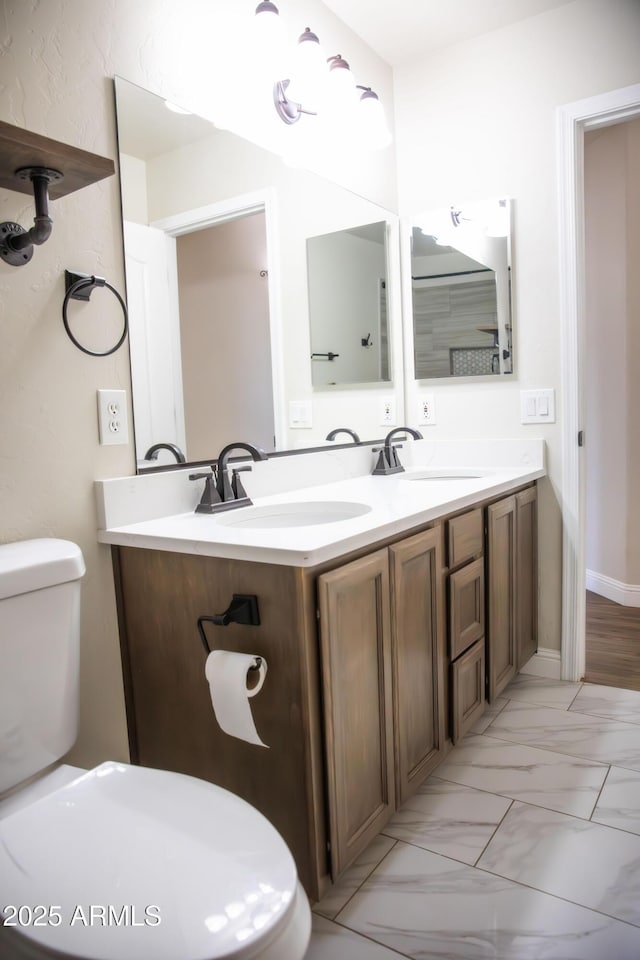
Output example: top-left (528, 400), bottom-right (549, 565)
top-left (197, 594), bottom-right (261, 659)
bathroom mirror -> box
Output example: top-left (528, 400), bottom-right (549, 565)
top-left (307, 220), bottom-right (390, 387)
top-left (114, 76), bottom-right (399, 470)
top-left (407, 199), bottom-right (513, 379)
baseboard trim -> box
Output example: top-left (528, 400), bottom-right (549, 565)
top-left (586, 569), bottom-right (640, 608)
top-left (519, 647), bottom-right (562, 680)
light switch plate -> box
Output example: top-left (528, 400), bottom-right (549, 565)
top-left (520, 389), bottom-right (556, 424)
top-left (289, 400), bottom-right (312, 428)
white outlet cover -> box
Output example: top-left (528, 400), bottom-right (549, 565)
top-left (418, 394), bottom-right (436, 425)
top-left (379, 397), bottom-right (396, 426)
top-left (97, 389), bottom-right (129, 445)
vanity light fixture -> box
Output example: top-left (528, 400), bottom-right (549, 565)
top-left (256, 2), bottom-right (391, 149)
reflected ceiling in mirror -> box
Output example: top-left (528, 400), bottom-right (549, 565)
top-left (409, 199), bottom-right (513, 380)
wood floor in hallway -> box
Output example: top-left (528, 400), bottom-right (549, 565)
top-left (585, 590), bottom-right (640, 691)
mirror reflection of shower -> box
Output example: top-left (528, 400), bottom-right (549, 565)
top-left (410, 199), bottom-right (513, 379)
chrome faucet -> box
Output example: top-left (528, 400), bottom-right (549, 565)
top-left (372, 427), bottom-right (423, 476)
top-left (143, 442), bottom-right (186, 464)
top-left (190, 442), bottom-right (267, 514)
top-left (325, 427), bottom-right (361, 444)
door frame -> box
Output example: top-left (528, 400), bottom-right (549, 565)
top-left (151, 187), bottom-right (286, 450)
top-left (557, 83), bottom-right (640, 681)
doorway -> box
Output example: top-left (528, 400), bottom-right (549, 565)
top-left (558, 83), bottom-right (640, 682)
top-left (130, 188), bottom-right (285, 466)
top-left (175, 213), bottom-right (275, 459)
top-left (582, 118), bottom-right (640, 689)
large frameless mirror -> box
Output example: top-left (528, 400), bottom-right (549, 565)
top-left (114, 76), bottom-right (400, 470)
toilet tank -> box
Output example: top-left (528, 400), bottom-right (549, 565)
top-left (0, 539), bottom-right (86, 794)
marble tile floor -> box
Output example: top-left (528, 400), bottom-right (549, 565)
top-left (304, 675), bottom-right (640, 959)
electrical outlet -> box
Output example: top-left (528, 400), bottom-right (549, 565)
top-left (418, 394), bottom-right (436, 425)
top-left (97, 389), bottom-right (129, 445)
top-left (379, 397), bottom-right (396, 426)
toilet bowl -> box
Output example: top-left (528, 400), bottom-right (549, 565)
top-left (0, 539), bottom-right (311, 959)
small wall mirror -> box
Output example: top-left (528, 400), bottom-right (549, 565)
top-left (408, 198), bottom-right (513, 379)
top-left (308, 220), bottom-right (390, 387)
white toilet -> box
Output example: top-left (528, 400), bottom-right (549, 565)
top-left (0, 539), bottom-right (311, 960)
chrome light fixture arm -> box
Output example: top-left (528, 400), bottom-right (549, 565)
top-left (273, 79), bottom-right (317, 125)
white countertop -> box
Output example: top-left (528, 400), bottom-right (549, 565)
top-left (96, 439), bottom-right (545, 567)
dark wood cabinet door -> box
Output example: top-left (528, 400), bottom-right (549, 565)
top-left (451, 638), bottom-right (486, 743)
top-left (389, 527), bottom-right (445, 807)
top-left (516, 486), bottom-right (538, 669)
top-left (449, 556), bottom-right (485, 661)
top-left (318, 550), bottom-right (395, 878)
top-left (447, 508), bottom-right (483, 568)
top-left (486, 496), bottom-right (517, 700)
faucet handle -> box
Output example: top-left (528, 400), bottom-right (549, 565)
top-left (189, 469), bottom-right (222, 513)
top-left (231, 466), bottom-right (252, 502)
top-left (371, 443), bottom-right (405, 476)
top-left (387, 442), bottom-right (403, 468)
top-left (371, 448), bottom-right (388, 474)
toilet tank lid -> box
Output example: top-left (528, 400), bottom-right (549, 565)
top-left (0, 539), bottom-right (86, 600)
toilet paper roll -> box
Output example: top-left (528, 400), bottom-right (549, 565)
top-left (205, 651), bottom-right (269, 748)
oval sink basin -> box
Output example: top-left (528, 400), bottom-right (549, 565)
top-left (403, 468), bottom-right (491, 481)
top-left (214, 501), bottom-right (372, 529)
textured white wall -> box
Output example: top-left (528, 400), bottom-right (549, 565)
top-left (0, 0), bottom-right (394, 767)
top-left (393, 0), bottom-right (640, 650)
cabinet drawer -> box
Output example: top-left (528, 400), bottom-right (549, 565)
top-left (449, 557), bottom-right (485, 660)
top-left (447, 509), bottom-right (483, 569)
top-left (451, 638), bottom-right (485, 744)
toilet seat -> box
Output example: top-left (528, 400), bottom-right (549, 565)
top-left (0, 762), bottom-right (310, 960)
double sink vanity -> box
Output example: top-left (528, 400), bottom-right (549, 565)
top-left (96, 437), bottom-right (544, 901)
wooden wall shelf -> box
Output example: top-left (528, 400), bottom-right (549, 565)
top-left (0, 120), bottom-right (114, 199)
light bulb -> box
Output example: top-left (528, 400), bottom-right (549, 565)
top-left (253, 0), bottom-right (285, 81)
top-left (358, 89), bottom-right (392, 150)
top-left (325, 55), bottom-right (358, 116)
top-left (254, 0), bottom-right (280, 36)
top-left (286, 28), bottom-right (327, 112)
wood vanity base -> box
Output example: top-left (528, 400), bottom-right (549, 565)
top-left (112, 482), bottom-right (537, 901)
